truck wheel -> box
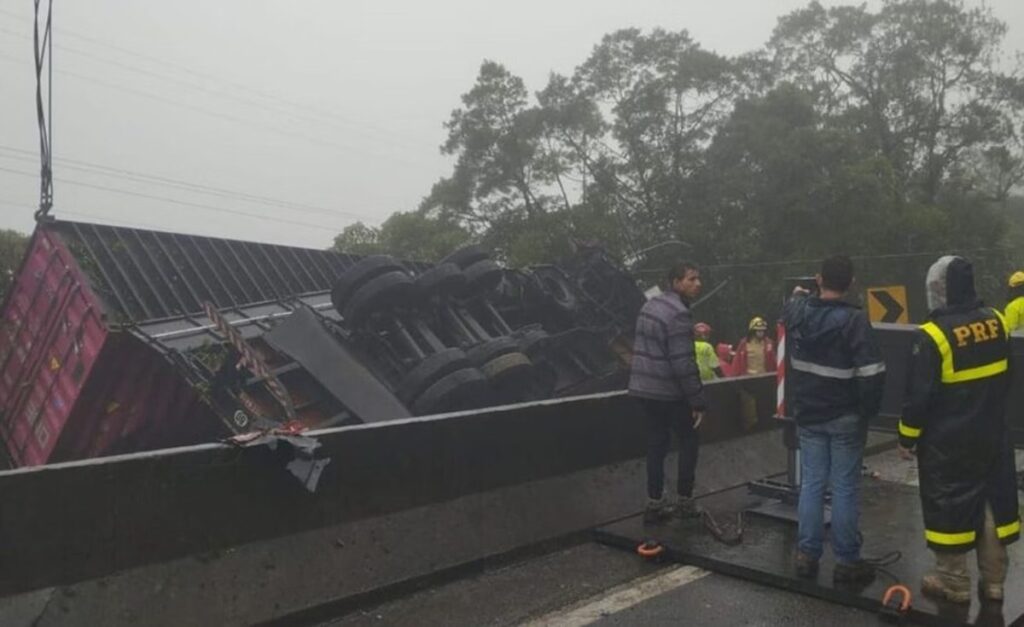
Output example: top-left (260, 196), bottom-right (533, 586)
top-left (332, 255), bottom-right (405, 313)
top-left (462, 259), bottom-right (503, 296)
top-left (480, 351), bottom-right (532, 381)
top-left (414, 263), bottom-right (467, 298)
top-left (411, 367), bottom-right (490, 415)
top-left (396, 348), bottom-right (470, 404)
top-left (343, 270), bottom-right (414, 325)
top-left (465, 337), bottom-right (519, 367)
top-left (516, 328), bottom-right (550, 358)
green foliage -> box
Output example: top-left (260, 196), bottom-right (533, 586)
top-left (335, 0), bottom-right (1023, 336)
top-left (0, 229), bottom-right (29, 302)
top-left (331, 222), bottom-right (385, 256)
top-left (769, 0), bottom-right (1024, 204)
top-left (330, 212), bottom-right (470, 263)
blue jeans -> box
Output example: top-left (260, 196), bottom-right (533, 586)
top-left (797, 413), bottom-right (867, 564)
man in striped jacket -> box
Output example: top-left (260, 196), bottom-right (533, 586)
top-left (629, 261), bottom-right (708, 524)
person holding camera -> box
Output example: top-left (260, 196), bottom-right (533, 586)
top-left (782, 255), bottom-right (886, 583)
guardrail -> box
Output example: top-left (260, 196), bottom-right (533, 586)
top-left (0, 373), bottom-right (777, 597)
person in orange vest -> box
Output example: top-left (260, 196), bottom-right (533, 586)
top-left (1005, 270), bottom-right (1024, 333)
top-left (733, 317), bottom-right (776, 375)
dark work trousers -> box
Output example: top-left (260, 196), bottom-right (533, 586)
top-left (640, 398), bottom-right (700, 500)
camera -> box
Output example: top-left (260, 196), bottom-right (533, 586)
top-left (783, 276), bottom-right (818, 303)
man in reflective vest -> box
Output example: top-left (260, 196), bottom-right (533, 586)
top-left (898, 255), bottom-right (1020, 604)
top-left (1005, 270), bottom-right (1024, 333)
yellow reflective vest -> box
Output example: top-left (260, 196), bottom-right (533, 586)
top-left (899, 306), bottom-right (1020, 552)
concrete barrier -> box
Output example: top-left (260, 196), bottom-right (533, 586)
top-left (0, 374), bottom-right (778, 601)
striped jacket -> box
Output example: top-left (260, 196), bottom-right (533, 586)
top-left (628, 292), bottom-right (707, 409)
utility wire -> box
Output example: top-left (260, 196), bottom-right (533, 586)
top-left (0, 197), bottom-right (340, 247)
top-left (0, 165), bottom-right (354, 234)
top-left (0, 24), bottom-right (435, 155)
top-left (32, 0), bottom-right (53, 221)
top-left (0, 146), bottom-right (378, 222)
top-left (0, 52), bottom-right (431, 170)
top-left (0, 9), bottom-right (431, 150)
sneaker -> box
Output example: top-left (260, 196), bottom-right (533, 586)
top-left (833, 560), bottom-right (876, 585)
top-left (676, 496), bottom-right (703, 519)
top-left (643, 498), bottom-right (673, 524)
top-left (921, 574), bottom-right (970, 604)
top-left (794, 551), bottom-right (819, 578)
top-left (978, 581), bottom-right (1004, 603)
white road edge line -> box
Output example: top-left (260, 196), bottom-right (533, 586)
top-left (520, 565), bottom-right (710, 627)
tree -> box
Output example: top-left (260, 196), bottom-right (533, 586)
top-left (566, 29), bottom-right (741, 245)
top-left (331, 222), bottom-right (385, 256)
top-left (0, 229), bottom-right (29, 302)
top-left (699, 84), bottom-right (920, 261)
top-left (422, 61), bottom-right (553, 230)
top-left (338, 0), bottom-right (1024, 312)
top-left (330, 212), bottom-right (470, 263)
top-left (375, 210), bottom-right (471, 262)
top-left (769, 0), bottom-right (1024, 204)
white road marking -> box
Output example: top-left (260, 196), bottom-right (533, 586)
top-left (521, 565), bottom-right (710, 627)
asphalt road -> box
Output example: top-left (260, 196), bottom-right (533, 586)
top-left (323, 542), bottom-right (894, 627)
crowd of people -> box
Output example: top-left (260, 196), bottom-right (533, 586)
top-left (628, 255), bottom-right (1022, 606)
top-left (693, 268), bottom-right (1024, 383)
top-left (692, 316), bottom-right (777, 382)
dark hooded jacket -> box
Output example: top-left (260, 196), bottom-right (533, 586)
top-left (899, 256), bottom-right (1020, 552)
top-left (781, 295), bottom-right (886, 424)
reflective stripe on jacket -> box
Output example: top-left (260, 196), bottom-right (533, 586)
top-left (781, 295), bottom-right (886, 424)
top-left (899, 305), bottom-right (1020, 552)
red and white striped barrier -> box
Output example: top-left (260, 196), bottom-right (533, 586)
top-left (775, 321), bottom-right (786, 418)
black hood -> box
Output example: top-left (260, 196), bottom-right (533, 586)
top-left (926, 255), bottom-right (978, 312)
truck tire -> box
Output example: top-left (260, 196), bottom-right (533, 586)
top-left (332, 255), bottom-right (404, 313)
top-left (342, 270), bottom-right (414, 325)
top-left (465, 337), bottom-right (519, 367)
top-left (462, 259), bottom-right (503, 296)
top-left (411, 367), bottom-right (489, 415)
top-left (414, 263), bottom-right (467, 298)
top-left (480, 351), bottom-right (532, 381)
top-left (396, 348), bottom-right (470, 404)
top-left (516, 328), bottom-right (550, 357)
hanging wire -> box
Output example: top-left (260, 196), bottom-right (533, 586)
top-left (33, 0), bottom-right (54, 221)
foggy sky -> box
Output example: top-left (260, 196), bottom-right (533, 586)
top-left (0, 0), bottom-right (1021, 249)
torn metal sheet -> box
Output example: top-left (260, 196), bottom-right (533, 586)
top-left (225, 427), bottom-right (331, 493)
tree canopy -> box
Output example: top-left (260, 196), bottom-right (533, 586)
top-left (331, 0), bottom-right (1023, 333)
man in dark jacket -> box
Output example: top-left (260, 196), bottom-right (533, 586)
top-left (629, 261), bottom-right (707, 524)
top-left (898, 256), bottom-right (1019, 604)
top-left (783, 255), bottom-right (886, 583)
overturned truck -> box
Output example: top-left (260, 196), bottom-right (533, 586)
top-left (0, 220), bottom-right (645, 467)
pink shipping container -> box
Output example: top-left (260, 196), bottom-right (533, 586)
top-left (0, 220), bottom-right (368, 468)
